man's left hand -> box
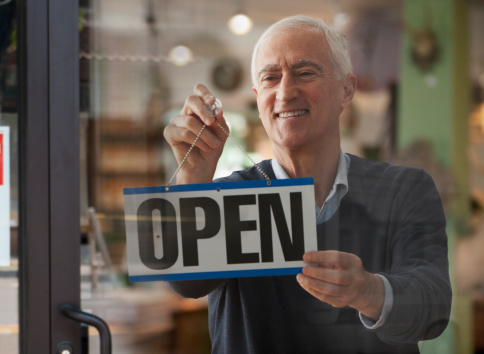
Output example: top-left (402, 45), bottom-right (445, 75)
top-left (297, 250), bottom-right (384, 320)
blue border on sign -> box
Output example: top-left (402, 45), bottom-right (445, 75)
top-left (123, 177), bottom-right (314, 195)
top-left (129, 267), bottom-right (303, 282)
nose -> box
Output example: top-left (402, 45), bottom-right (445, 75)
top-left (276, 74), bottom-right (298, 102)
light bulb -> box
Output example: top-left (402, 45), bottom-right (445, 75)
top-left (169, 45), bottom-right (193, 66)
top-left (228, 13), bottom-right (253, 35)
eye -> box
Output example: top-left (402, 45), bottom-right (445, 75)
top-left (299, 71), bottom-right (314, 77)
top-left (260, 75), bottom-right (279, 86)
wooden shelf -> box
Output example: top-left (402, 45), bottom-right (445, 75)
top-left (91, 118), bottom-right (165, 218)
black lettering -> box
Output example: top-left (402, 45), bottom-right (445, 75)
top-left (224, 195), bottom-right (259, 264)
top-left (258, 192), bottom-right (305, 262)
top-left (137, 198), bottom-right (178, 270)
top-left (180, 197), bottom-right (221, 266)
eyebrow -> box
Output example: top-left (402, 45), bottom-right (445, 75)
top-left (290, 59), bottom-right (324, 74)
top-left (257, 59), bottom-right (324, 81)
top-left (257, 64), bottom-right (281, 81)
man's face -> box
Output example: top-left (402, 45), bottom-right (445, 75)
top-left (253, 28), bottom-right (351, 152)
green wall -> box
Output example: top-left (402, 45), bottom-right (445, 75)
top-left (399, 0), bottom-right (468, 165)
top-left (398, 0), bottom-right (471, 353)
top-left (399, 0), bottom-right (469, 229)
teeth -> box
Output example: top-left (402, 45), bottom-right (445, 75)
top-left (278, 110), bottom-right (307, 118)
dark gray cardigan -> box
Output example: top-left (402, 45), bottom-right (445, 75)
top-left (167, 154), bottom-right (451, 354)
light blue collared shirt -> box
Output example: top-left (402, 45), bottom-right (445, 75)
top-left (271, 151), bottom-right (393, 330)
top-left (271, 151), bottom-right (349, 224)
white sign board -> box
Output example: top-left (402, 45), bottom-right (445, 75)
top-left (124, 178), bottom-right (317, 282)
top-left (0, 127), bottom-right (10, 267)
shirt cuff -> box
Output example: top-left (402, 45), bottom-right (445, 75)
top-left (359, 274), bottom-right (393, 330)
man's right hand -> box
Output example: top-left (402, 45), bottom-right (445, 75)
top-left (163, 84), bottom-right (229, 185)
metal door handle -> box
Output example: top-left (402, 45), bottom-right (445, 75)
top-left (61, 304), bottom-right (112, 354)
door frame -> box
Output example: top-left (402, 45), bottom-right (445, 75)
top-left (18, 0), bottom-right (81, 351)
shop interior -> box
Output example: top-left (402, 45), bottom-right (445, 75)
top-left (2, 0), bottom-right (484, 352)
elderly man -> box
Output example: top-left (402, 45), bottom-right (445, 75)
top-left (163, 15), bottom-right (451, 354)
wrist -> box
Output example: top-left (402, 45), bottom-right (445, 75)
top-left (353, 272), bottom-right (385, 321)
top-left (175, 168), bottom-right (214, 185)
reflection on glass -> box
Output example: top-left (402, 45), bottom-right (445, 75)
top-left (79, 1), bottom-right (207, 352)
top-left (78, 0), bottom-right (270, 352)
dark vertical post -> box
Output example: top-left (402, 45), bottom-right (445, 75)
top-left (48, 0), bottom-right (81, 349)
top-left (18, 0), bottom-right (81, 351)
top-left (18, 0), bottom-right (51, 351)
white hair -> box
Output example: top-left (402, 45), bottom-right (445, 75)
top-left (251, 15), bottom-right (353, 85)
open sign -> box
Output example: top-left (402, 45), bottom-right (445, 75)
top-left (124, 178), bottom-right (317, 282)
top-left (0, 127), bottom-right (10, 267)
top-left (0, 133), bottom-right (3, 186)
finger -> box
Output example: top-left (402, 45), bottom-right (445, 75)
top-left (182, 95), bottom-right (216, 126)
top-left (165, 115), bottom-right (213, 151)
top-left (194, 84), bottom-right (224, 126)
top-left (193, 84), bottom-right (229, 128)
top-left (173, 127), bottom-right (214, 152)
top-left (211, 114), bottom-right (230, 141)
top-left (185, 102), bottom-right (229, 142)
top-left (297, 273), bottom-right (348, 307)
top-left (297, 273), bottom-right (344, 295)
top-left (173, 115), bottom-right (223, 150)
top-left (303, 250), bottom-right (357, 269)
top-left (193, 83), bottom-right (215, 104)
top-left (163, 125), bottom-right (214, 154)
top-left (302, 265), bottom-right (352, 286)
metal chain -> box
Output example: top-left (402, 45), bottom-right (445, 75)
top-left (165, 125), bottom-right (206, 191)
top-left (213, 121), bottom-right (271, 185)
top-left (165, 120), bottom-right (271, 191)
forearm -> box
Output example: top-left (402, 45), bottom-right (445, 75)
top-left (374, 169), bottom-right (451, 343)
top-left (352, 272), bottom-right (385, 320)
top-left (374, 270), bottom-right (451, 343)
top-left (359, 275), bottom-right (394, 329)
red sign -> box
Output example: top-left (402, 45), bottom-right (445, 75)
top-left (0, 133), bottom-right (3, 186)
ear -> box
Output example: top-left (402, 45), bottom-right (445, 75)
top-left (252, 87), bottom-right (262, 120)
top-left (341, 74), bottom-right (357, 109)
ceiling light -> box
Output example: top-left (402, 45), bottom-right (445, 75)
top-left (228, 13), bottom-right (253, 35)
top-left (169, 45), bottom-right (193, 66)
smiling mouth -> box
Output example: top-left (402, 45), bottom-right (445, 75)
top-left (276, 110), bottom-right (308, 118)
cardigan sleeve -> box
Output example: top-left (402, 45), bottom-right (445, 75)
top-left (165, 278), bottom-right (227, 299)
top-left (373, 169), bottom-right (452, 344)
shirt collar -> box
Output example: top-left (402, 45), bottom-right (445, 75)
top-left (271, 150), bottom-right (350, 204)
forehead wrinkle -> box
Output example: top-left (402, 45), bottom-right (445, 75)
top-left (290, 59), bottom-right (324, 75)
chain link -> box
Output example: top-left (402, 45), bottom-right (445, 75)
top-left (165, 125), bottom-right (206, 191)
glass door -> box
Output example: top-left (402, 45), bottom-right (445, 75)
top-left (2, 0), bottom-right (266, 352)
top-left (76, 1), bottom-right (259, 352)
top-left (77, 0), bottom-right (207, 352)
top-left (12, 0), bottom-right (86, 352)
